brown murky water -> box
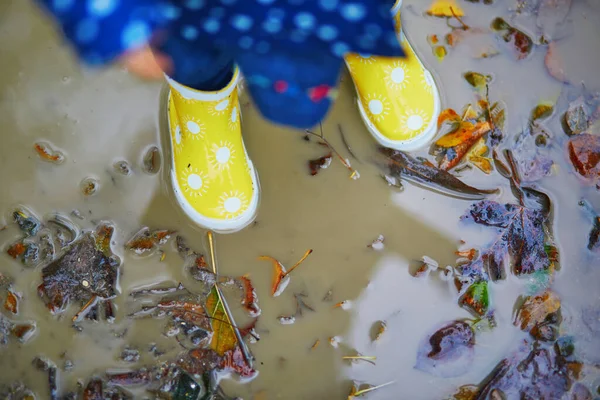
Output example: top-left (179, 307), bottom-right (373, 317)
top-left (1, 0), bottom-right (599, 399)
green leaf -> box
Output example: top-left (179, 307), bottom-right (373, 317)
top-left (459, 281), bottom-right (489, 317)
top-left (531, 102), bottom-right (554, 122)
top-left (463, 72), bottom-right (492, 90)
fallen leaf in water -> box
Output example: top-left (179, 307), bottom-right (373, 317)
top-left (463, 72), bottom-right (491, 90)
top-left (4, 290), bottom-right (18, 314)
top-left (491, 18), bottom-right (534, 60)
top-left (449, 384), bottom-right (479, 400)
top-left (371, 320), bottom-right (387, 341)
top-left (568, 133), bottom-right (600, 181)
top-left (426, 0), bottom-right (464, 17)
top-left (125, 227), bottom-right (175, 255)
top-left (416, 320), bottom-right (475, 377)
top-left (514, 291), bottom-right (561, 340)
top-left (80, 177), bottom-right (99, 196)
top-left (545, 41), bottom-right (568, 83)
top-left (379, 147), bottom-right (498, 200)
top-left (466, 138), bottom-right (492, 174)
top-left (432, 121), bottom-right (492, 170)
top-left (308, 152), bottom-right (332, 176)
top-left (34, 142), bottom-right (65, 164)
top-left (531, 102), bottom-right (554, 122)
top-left (433, 46), bottom-right (447, 62)
top-left (240, 275), bottom-right (260, 317)
top-left (258, 249), bottom-right (312, 296)
top-left (38, 225), bottom-right (119, 318)
top-left (206, 287), bottom-right (238, 355)
top-left (437, 108), bottom-right (462, 133)
top-left (11, 323), bottom-right (36, 343)
top-left (459, 281), bottom-right (489, 317)
top-left (472, 338), bottom-right (582, 399)
top-left (6, 241), bottom-right (26, 259)
top-left (142, 146), bottom-right (161, 174)
top-left (460, 200), bottom-right (555, 280)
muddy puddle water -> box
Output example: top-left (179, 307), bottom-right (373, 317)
top-left (1, 0), bottom-right (599, 399)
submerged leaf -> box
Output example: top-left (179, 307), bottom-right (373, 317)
top-left (206, 287), bottom-right (238, 355)
top-left (240, 275), bottom-right (260, 317)
top-left (4, 290), bottom-right (18, 314)
top-left (568, 133), bottom-right (600, 180)
top-left (258, 249), bottom-right (312, 296)
top-left (125, 227), bottom-right (175, 255)
top-left (433, 122), bottom-right (492, 170)
top-left (491, 18), bottom-right (534, 60)
top-left (437, 108), bottom-right (462, 132)
top-left (460, 200), bottom-right (555, 280)
top-left (466, 138), bottom-right (492, 174)
top-left (39, 228), bottom-right (119, 315)
top-left (379, 147), bottom-right (498, 200)
top-left (531, 102), bottom-right (554, 122)
top-left (463, 72), bottom-right (491, 90)
top-left (514, 291), bottom-right (561, 340)
top-left (34, 142), bottom-right (65, 164)
top-left (416, 320), bottom-right (475, 378)
top-left (459, 281), bottom-right (489, 317)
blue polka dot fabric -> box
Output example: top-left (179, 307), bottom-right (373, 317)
top-left (37, 0), bottom-right (404, 128)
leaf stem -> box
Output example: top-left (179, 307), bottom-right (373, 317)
top-left (284, 249), bottom-right (313, 276)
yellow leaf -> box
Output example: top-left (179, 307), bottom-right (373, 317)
top-left (206, 286), bottom-right (238, 355)
top-left (435, 122), bottom-right (481, 147)
top-left (466, 138), bottom-right (493, 174)
top-left (427, 0), bottom-right (464, 17)
top-left (433, 46), bottom-right (447, 62)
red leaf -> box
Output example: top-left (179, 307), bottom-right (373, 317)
top-left (4, 290), bottom-right (18, 314)
top-left (568, 133), bottom-right (600, 180)
top-left (240, 275), bottom-right (261, 317)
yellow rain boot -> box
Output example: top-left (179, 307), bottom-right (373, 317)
top-left (165, 68), bottom-right (260, 233)
top-left (346, 0), bottom-right (441, 151)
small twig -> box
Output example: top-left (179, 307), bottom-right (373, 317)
top-left (352, 381), bottom-right (396, 397)
top-left (450, 7), bottom-right (469, 30)
top-left (338, 125), bottom-right (360, 163)
top-left (305, 130), bottom-right (355, 173)
top-left (72, 295), bottom-right (99, 322)
top-left (343, 355), bottom-right (377, 366)
top-left (485, 84), bottom-right (496, 131)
